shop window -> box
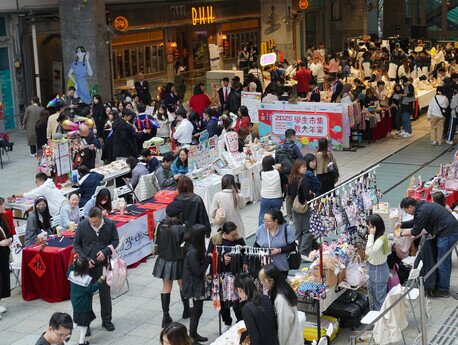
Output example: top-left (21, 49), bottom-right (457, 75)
top-left (113, 42), bottom-right (165, 81)
top-left (224, 30), bottom-right (260, 61)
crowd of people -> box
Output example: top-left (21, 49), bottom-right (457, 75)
top-left (1, 38), bottom-right (458, 345)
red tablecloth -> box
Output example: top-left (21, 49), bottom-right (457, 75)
top-left (22, 238), bottom-right (73, 302)
top-left (371, 108), bottom-right (392, 141)
top-left (411, 189), bottom-right (458, 207)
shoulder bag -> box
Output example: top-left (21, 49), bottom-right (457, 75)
top-left (293, 178), bottom-right (309, 214)
top-left (284, 225), bottom-right (301, 269)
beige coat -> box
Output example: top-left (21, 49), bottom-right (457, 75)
top-left (209, 189), bottom-right (247, 238)
top-left (23, 104), bottom-right (44, 145)
top-left (46, 112), bottom-right (59, 139)
top-left (275, 294), bottom-right (303, 345)
top-left (316, 151), bottom-right (338, 175)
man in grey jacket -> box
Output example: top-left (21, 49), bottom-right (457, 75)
top-left (74, 207), bottom-right (119, 331)
top-left (155, 152), bottom-right (180, 190)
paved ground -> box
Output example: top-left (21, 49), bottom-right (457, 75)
top-left (0, 115), bottom-right (457, 345)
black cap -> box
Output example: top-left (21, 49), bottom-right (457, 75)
top-left (166, 202), bottom-right (182, 217)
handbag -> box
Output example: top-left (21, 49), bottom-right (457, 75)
top-left (284, 225), bottom-right (301, 269)
top-left (106, 245), bottom-right (128, 290)
top-left (292, 178), bottom-right (309, 214)
top-left (387, 263), bottom-right (401, 292)
top-left (345, 255), bottom-right (367, 287)
top-left (213, 208), bottom-right (226, 226)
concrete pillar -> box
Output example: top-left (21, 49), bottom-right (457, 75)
top-left (442, 0), bottom-right (447, 33)
top-left (58, 0), bottom-right (111, 104)
top-left (412, 0), bottom-right (418, 25)
top-left (420, 0), bottom-right (426, 25)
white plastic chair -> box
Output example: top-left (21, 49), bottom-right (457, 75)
top-left (114, 185), bottom-right (133, 200)
top-left (361, 310), bottom-right (407, 345)
top-left (9, 235), bottom-right (23, 289)
top-left (51, 216), bottom-right (61, 228)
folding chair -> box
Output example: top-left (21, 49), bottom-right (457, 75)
top-left (402, 260), bottom-right (423, 332)
top-left (51, 216), bottom-right (61, 228)
top-left (111, 237), bottom-right (130, 299)
top-left (361, 310), bottom-right (407, 345)
top-left (114, 185), bottom-right (134, 200)
top-left (9, 235), bottom-right (23, 290)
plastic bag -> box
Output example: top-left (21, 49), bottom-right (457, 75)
top-left (345, 255), bottom-right (367, 287)
top-left (387, 264), bottom-right (401, 292)
top-left (106, 245), bottom-right (128, 290)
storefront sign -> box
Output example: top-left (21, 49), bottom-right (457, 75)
top-left (258, 102), bottom-right (344, 150)
top-left (114, 16), bottom-right (129, 32)
top-left (260, 53), bottom-right (277, 66)
top-left (192, 6), bottom-right (215, 25)
top-left (299, 0), bottom-right (309, 9)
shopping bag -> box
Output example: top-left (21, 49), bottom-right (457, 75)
top-left (106, 245), bottom-right (128, 290)
top-left (387, 264), bottom-right (401, 292)
top-left (344, 255), bottom-right (367, 287)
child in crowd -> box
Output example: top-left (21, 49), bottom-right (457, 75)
top-left (68, 256), bottom-right (106, 345)
top-left (365, 214), bottom-right (390, 311)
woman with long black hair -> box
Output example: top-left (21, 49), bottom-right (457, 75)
top-left (25, 196), bottom-right (53, 246)
top-left (182, 224), bottom-right (212, 344)
top-left (234, 274), bottom-right (279, 345)
top-left (259, 264), bottom-right (302, 345)
top-left (153, 202), bottom-right (190, 328)
top-left (316, 138), bottom-right (339, 194)
top-left (92, 94), bottom-right (107, 139)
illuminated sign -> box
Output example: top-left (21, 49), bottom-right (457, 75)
top-left (192, 6), bottom-right (215, 25)
top-left (114, 16), bottom-right (129, 32)
top-left (299, 0), bottom-right (309, 10)
top-left (260, 53), bottom-right (277, 66)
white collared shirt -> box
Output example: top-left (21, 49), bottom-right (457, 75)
top-left (173, 118), bottom-right (194, 144)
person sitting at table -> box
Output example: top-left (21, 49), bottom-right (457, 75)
top-left (25, 196), bottom-right (53, 246)
top-left (432, 191), bottom-right (458, 220)
top-left (140, 148), bottom-right (160, 174)
top-left (171, 148), bottom-right (189, 176)
top-left (0, 197), bottom-right (13, 318)
top-left (82, 188), bottom-right (112, 218)
top-left (173, 176), bottom-right (211, 236)
top-left (35, 312), bottom-right (73, 345)
top-left (60, 192), bottom-right (81, 230)
top-left (73, 207), bottom-right (119, 332)
top-left (77, 165), bottom-right (104, 208)
top-left (9, 173), bottom-right (66, 217)
top-left (156, 152), bottom-right (180, 191)
top-left (126, 156), bottom-right (148, 190)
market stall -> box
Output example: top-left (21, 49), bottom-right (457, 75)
top-left (21, 196), bottom-right (172, 302)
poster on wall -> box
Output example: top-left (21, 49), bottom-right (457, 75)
top-left (258, 102), bottom-right (344, 150)
top-left (241, 91), bottom-right (261, 123)
top-left (52, 62), bottom-right (63, 95)
top-left (209, 44), bottom-right (221, 70)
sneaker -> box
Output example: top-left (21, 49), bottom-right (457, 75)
top-left (0, 305), bottom-right (6, 314)
top-left (446, 140), bottom-right (454, 145)
top-left (221, 324), bottom-right (231, 333)
top-left (430, 290), bottom-right (450, 298)
top-left (402, 133), bottom-right (412, 138)
top-left (431, 141), bottom-right (437, 146)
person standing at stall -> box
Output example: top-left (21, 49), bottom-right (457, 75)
top-left (258, 264), bottom-right (303, 345)
top-left (396, 198), bottom-right (458, 297)
top-left (399, 76), bottom-right (415, 138)
top-left (366, 214), bottom-right (390, 310)
top-left (23, 97), bottom-right (44, 156)
top-left (293, 61), bottom-right (312, 98)
top-left (427, 86), bottom-right (449, 146)
top-left (135, 73), bottom-right (151, 105)
top-left (316, 138), bottom-right (339, 193)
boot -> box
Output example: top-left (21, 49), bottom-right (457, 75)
top-left (189, 306), bottom-right (207, 342)
top-left (180, 290), bottom-right (191, 319)
top-left (161, 293), bottom-right (173, 328)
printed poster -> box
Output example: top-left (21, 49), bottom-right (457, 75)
top-left (241, 91), bottom-right (262, 123)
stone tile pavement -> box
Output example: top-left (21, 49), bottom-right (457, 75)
top-left (0, 116), bottom-right (457, 344)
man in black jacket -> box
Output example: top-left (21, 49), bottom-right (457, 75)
top-left (74, 207), bottom-right (119, 331)
top-left (330, 73), bottom-right (344, 103)
top-left (395, 197), bottom-right (458, 297)
top-left (226, 82), bottom-right (242, 114)
top-left (111, 110), bottom-right (137, 160)
top-left (77, 165), bottom-right (104, 207)
top-left (134, 73), bottom-right (151, 105)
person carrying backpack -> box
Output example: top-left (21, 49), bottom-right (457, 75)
top-left (275, 129), bottom-right (303, 220)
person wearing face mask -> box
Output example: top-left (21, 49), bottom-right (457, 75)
top-left (74, 207), bottom-right (119, 332)
top-left (59, 193), bottom-right (81, 230)
top-left (25, 197), bottom-right (53, 246)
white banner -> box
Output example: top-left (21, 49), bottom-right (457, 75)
top-left (117, 215), bottom-right (152, 266)
top-left (241, 91), bottom-right (261, 123)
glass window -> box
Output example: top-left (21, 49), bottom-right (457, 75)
top-left (224, 29), bottom-right (260, 60)
top-left (0, 17), bottom-right (6, 37)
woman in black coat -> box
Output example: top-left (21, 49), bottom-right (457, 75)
top-left (234, 274), bottom-right (279, 345)
top-left (0, 197), bottom-right (13, 312)
top-left (92, 94), bottom-right (107, 140)
top-left (153, 202), bottom-right (190, 328)
top-left (111, 110), bottom-right (137, 160)
top-left (35, 109), bottom-right (49, 153)
top-left (173, 176), bottom-right (211, 236)
top-left (182, 224), bottom-right (211, 344)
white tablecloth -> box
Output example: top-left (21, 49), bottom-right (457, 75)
top-left (416, 88), bottom-right (436, 109)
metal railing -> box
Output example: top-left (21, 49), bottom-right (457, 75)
top-left (349, 240), bottom-right (458, 345)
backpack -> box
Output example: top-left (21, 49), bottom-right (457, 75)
top-left (275, 143), bottom-right (296, 174)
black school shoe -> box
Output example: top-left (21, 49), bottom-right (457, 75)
top-left (102, 321), bottom-right (115, 331)
top-left (430, 290), bottom-right (450, 298)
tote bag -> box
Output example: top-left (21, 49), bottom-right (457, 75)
top-left (387, 264), bottom-right (401, 292)
top-left (106, 245), bottom-right (128, 290)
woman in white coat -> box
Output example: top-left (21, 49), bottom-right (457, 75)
top-left (210, 174), bottom-right (246, 238)
top-left (259, 264), bottom-right (303, 345)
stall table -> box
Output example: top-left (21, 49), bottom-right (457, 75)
top-left (414, 88), bottom-right (437, 119)
top-left (22, 236), bottom-right (74, 302)
top-left (370, 108), bottom-right (392, 141)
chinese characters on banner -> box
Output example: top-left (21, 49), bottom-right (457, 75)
top-left (29, 252), bottom-right (47, 277)
top-left (258, 102), bottom-right (344, 150)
